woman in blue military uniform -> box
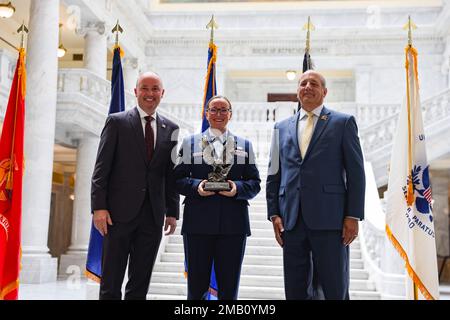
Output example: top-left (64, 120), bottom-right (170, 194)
top-left (174, 95), bottom-right (261, 300)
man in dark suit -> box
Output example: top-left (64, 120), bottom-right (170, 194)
top-left (91, 72), bottom-right (180, 300)
top-left (174, 96), bottom-right (261, 300)
top-left (266, 70), bottom-right (365, 300)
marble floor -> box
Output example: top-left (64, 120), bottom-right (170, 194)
top-left (19, 277), bottom-right (91, 300)
top-left (16, 279), bottom-right (450, 300)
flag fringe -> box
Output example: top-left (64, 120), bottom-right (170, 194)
top-left (385, 224), bottom-right (435, 300)
top-left (208, 287), bottom-right (218, 298)
top-left (200, 43), bottom-right (217, 119)
top-left (0, 279), bottom-right (19, 300)
top-left (113, 45), bottom-right (125, 58)
top-left (84, 270), bottom-right (101, 284)
top-left (405, 45), bottom-right (419, 87)
top-left (18, 48), bottom-right (26, 97)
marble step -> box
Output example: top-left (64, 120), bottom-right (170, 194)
top-left (249, 213), bottom-right (270, 221)
top-left (160, 253), bottom-right (365, 269)
top-left (147, 292), bottom-right (382, 300)
top-left (248, 204), bottom-right (268, 211)
top-left (148, 283), bottom-right (380, 300)
top-left (163, 243), bottom-right (362, 259)
top-left (249, 220), bottom-right (276, 229)
top-left (153, 261), bottom-right (368, 280)
top-left (167, 234), bottom-right (361, 251)
top-left (173, 228), bottom-right (275, 237)
top-left (168, 235), bottom-right (279, 247)
top-left (147, 294), bottom-right (187, 300)
top-left (150, 272), bottom-right (375, 291)
top-left (175, 212), bottom-right (269, 222)
top-left (350, 291), bottom-right (381, 300)
top-left (173, 219), bottom-right (273, 231)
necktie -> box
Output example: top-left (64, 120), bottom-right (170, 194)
top-left (145, 116), bottom-right (154, 161)
top-left (300, 111), bottom-right (314, 158)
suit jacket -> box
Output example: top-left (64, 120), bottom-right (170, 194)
top-left (91, 107), bottom-right (180, 226)
top-left (174, 132), bottom-right (261, 236)
top-left (266, 106), bottom-right (365, 231)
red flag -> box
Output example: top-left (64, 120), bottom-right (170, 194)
top-left (0, 48), bottom-right (26, 300)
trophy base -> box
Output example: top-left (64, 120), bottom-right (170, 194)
top-left (204, 181), bottom-right (231, 192)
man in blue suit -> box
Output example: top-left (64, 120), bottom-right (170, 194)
top-left (266, 71), bottom-right (365, 300)
top-left (174, 95), bottom-right (261, 300)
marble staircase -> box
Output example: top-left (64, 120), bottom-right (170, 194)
top-left (147, 167), bottom-right (381, 300)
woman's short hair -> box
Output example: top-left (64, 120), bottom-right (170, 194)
top-left (206, 95), bottom-right (232, 111)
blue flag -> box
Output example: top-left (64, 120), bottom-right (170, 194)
top-left (201, 43), bottom-right (217, 132)
top-left (85, 46), bottom-right (125, 282)
top-left (183, 42), bottom-right (219, 300)
top-left (202, 42), bottom-right (218, 300)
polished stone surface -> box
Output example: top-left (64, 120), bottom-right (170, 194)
top-left (19, 278), bottom-right (88, 300)
top-left (17, 279), bottom-right (450, 300)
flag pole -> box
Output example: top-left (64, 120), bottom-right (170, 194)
top-left (111, 20), bottom-right (123, 49)
top-left (404, 15), bottom-right (418, 300)
top-left (6, 23), bottom-right (27, 193)
top-left (302, 16), bottom-right (314, 72)
top-left (297, 16), bottom-right (315, 112)
top-left (403, 15), bottom-right (417, 210)
top-left (206, 14), bottom-right (218, 45)
top-left (305, 16), bottom-right (311, 59)
top-left (18, 22), bottom-right (28, 51)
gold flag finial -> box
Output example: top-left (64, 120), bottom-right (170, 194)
top-left (17, 22), bottom-right (28, 49)
top-left (302, 16), bottom-right (315, 52)
top-left (403, 15), bottom-right (417, 47)
top-left (206, 15), bottom-right (218, 44)
top-left (111, 20), bottom-right (123, 47)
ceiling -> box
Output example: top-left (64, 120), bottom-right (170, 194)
top-left (149, 0), bottom-right (442, 11)
top-left (0, 1), bottom-right (110, 65)
top-left (0, 0), bottom-right (444, 53)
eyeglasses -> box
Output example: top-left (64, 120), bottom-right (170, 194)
top-left (206, 108), bottom-right (231, 115)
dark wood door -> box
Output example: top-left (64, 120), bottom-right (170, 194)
top-left (267, 93), bottom-right (298, 102)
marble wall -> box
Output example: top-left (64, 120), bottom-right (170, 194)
top-left (143, 3), bottom-right (450, 105)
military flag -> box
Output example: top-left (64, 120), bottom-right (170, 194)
top-left (0, 46), bottom-right (26, 300)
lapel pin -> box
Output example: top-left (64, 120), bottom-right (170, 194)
top-left (161, 123), bottom-right (166, 128)
top-left (320, 115), bottom-right (328, 121)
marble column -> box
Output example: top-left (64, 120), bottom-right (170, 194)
top-left (21, 0), bottom-right (59, 284)
top-left (0, 49), bottom-right (15, 87)
top-left (430, 170), bottom-right (450, 258)
top-left (355, 65), bottom-right (371, 104)
top-left (216, 68), bottom-right (226, 97)
top-left (78, 22), bottom-right (107, 79)
top-left (59, 134), bottom-right (99, 278)
top-left (122, 57), bottom-right (139, 93)
top-left (122, 57), bottom-right (139, 110)
top-left (59, 21), bottom-right (107, 280)
top-left (443, 35), bottom-right (450, 88)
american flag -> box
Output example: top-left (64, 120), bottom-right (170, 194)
top-left (423, 187), bottom-right (432, 204)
